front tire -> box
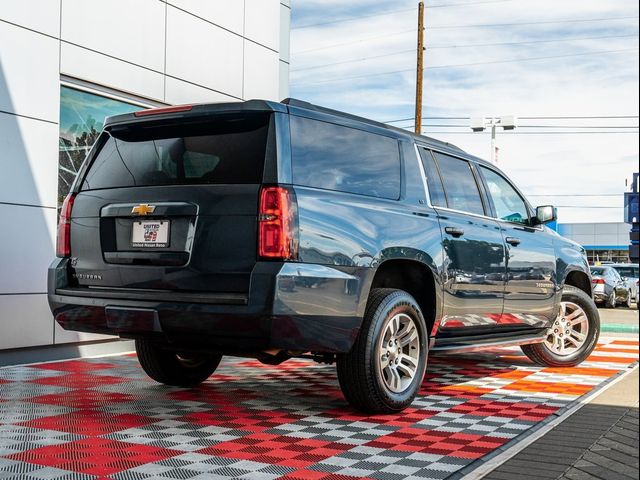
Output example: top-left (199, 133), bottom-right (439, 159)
top-left (135, 339), bottom-right (222, 387)
top-left (336, 288), bottom-right (428, 413)
top-left (521, 286), bottom-right (600, 367)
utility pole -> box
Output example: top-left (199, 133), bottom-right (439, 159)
top-left (414, 1), bottom-right (425, 135)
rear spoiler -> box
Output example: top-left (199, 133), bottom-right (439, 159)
top-left (104, 99), bottom-right (287, 130)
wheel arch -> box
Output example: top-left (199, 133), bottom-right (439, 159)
top-left (366, 258), bottom-right (441, 338)
top-left (563, 269), bottom-right (592, 298)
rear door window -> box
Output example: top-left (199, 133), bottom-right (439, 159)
top-left (431, 152), bottom-right (485, 216)
top-left (290, 116), bottom-right (401, 200)
top-left (81, 112), bottom-right (271, 190)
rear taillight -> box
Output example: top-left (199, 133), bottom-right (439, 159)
top-left (56, 193), bottom-right (75, 257)
top-left (592, 278), bottom-right (605, 284)
top-left (258, 186), bottom-right (298, 260)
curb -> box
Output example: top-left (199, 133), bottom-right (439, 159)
top-left (456, 361), bottom-right (639, 480)
top-left (601, 323), bottom-right (639, 333)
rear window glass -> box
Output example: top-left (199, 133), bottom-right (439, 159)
top-left (290, 116), bottom-right (401, 200)
top-left (612, 266), bottom-right (639, 278)
top-left (590, 268), bottom-right (607, 275)
top-left (81, 113), bottom-right (271, 190)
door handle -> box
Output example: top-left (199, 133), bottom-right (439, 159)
top-left (506, 236), bottom-right (521, 246)
top-left (445, 227), bottom-right (465, 237)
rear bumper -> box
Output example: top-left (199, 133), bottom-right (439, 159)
top-left (48, 259), bottom-right (370, 353)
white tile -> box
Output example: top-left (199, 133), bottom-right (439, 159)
top-left (244, 0), bottom-right (280, 51)
top-left (243, 41), bottom-right (279, 101)
top-left (60, 43), bottom-right (165, 102)
top-left (54, 322), bottom-right (115, 345)
top-left (0, 0), bottom-right (60, 37)
top-left (0, 294), bottom-right (53, 349)
top-left (279, 59), bottom-right (289, 101)
top-left (279, 3), bottom-right (290, 62)
top-left (166, 6), bottom-right (243, 99)
top-left (165, 77), bottom-right (238, 105)
top-left (0, 21), bottom-right (59, 122)
top-left (166, 0), bottom-right (244, 35)
top-left (0, 112), bottom-right (59, 208)
top-left (0, 204), bottom-right (57, 294)
top-left (61, 0), bottom-right (165, 72)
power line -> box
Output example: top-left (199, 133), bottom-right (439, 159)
top-left (428, 15), bottom-right (639, 30)
top-left (527, 194), bottom-right (622, 197)
top-left (293, 48), bottom-right (638, 86)
top-left (408, 130), bottom-right (639, 134)
top-left (427, 33), bottom-right (639, 49)
top-left (292, 0), bottom-right (514, 30)
top-left (292, 34), bottom-right (638, 71)
top-left (292, 16), bottom-right (639, 55)
top-left (384, 115), bottom-right (639, 123)
top-left (409, 125), bottom-right (640, 128)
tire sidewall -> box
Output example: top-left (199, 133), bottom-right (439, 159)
top-left (369, 294), bottom-right (428, 409)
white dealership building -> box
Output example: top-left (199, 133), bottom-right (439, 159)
top-left (0, 0), bottom-right (290, 355)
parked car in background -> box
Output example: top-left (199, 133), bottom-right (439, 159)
top-left (590, 266), bottom-right (632, 308)
top-left (608, 263), bottom-right (639, 308)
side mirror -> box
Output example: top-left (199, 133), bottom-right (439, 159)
top-left (534, 205), bottom-right (556, 225)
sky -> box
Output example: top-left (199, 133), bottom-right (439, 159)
top-left (288, 0), bottom-right (639, 224)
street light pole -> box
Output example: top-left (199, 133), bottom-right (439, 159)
top-left (490, 122), bottom-right (497, 164)
top-left (470, 116), bottom-right (517, 164)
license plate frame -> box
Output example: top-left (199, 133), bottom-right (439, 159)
top-left (131, 219), bottom-right (170, 248)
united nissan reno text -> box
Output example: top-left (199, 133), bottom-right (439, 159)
top-left (49, 99), bottom-right (599, 413)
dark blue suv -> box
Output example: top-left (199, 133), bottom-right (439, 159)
top-left (49, 99), bottom-right (599, 413)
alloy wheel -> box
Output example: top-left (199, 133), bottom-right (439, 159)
top-left (545, 301), bottom-right (589, 356)
top-left (377, 313), bottom-right (421, 393)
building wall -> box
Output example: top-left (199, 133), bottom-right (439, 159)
top-left (557, 222), bottom-right (631, 263)
top-left (0, 0), bottom-right (290, 350)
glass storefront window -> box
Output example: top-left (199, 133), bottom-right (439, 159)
top-left (58, 86), bottom-right (140, 207)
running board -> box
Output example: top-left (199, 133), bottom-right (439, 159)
top-left (431, 333), bottom-right (546, 354)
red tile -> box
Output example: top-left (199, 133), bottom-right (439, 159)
top-left (8, 437), bottom-right (178, 476)
top-left (366, 428), bottom-right (508, 459)
top-left (31, 373), bottom-right (126, 389)
top-left (20, 410), bottom-right (155, 436)
top-left (31, 360), bottom-right (118, 373)
top-left (28, 389), bottom-right (135, 409)
top-left (199, 433), bottom-right (353, 468)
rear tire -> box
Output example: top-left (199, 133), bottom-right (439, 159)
top-left (336, 288), bottom-right (428, 413)
top-left (625, 291), bottom-right (633, 309)
top-left (135, 339), bottom-right (222, 387)
top-left (605, 291), bottom-right (616, 309)
top-left (521, 286), bottom-right (599, 367)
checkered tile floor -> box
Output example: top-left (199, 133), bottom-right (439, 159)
top-left (0, 338), bottom-right (637, 480)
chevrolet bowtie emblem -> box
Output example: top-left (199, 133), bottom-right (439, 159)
top-left (131, 204), bottom-right (156, 216)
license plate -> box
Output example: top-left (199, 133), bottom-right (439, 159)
top-left (132, 220), bottom-right (170, 248)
